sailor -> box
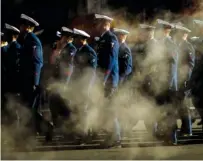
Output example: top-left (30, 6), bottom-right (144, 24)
top-left (155, 19), bottom-right (179, 145)
top-left (94, 14), bottom-right (121, 148)
top-left (113, 28), bottom-right (132, 84)
top-left (72, 28), bottom-right (97, 136)
top-left (73, 28), bottom-right (97, 84)
top-left (19, 13), bottom-right (43, 134)
top-left (49, 27), bottom-right (76, 129)
top-left (135, 24), bottom-right (158, 95)
top-left (51, 27), bottom-right (76, 83)
top-left (173, 22), bottom-right (195, 136)
top-left (190, 19), bottom-right (203, 128)
top-left (4, 23), bottom-right (21, 94)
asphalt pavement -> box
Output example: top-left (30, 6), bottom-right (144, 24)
top-left (2, 144), bottom-right (203, 160)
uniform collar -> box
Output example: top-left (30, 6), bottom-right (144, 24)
top-left (78, 43), bottom-right (88, 51)
top-left (101, 30), bottom-right (109, 37)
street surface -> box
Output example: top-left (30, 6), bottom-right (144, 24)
top-left (2, 144), bottom-right (203, 160)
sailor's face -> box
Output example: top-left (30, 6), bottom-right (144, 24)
top-left (148, 30), bottom-right (154, 39)
top-left (118, 34), bottom-right (127, 43)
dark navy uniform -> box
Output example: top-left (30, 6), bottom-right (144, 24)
top-left (190, 35), bottom-right (203, 127)
top-left (49, 27), bottom-right (77, 130)
top-left (155, 19), bottom-right (179, 144)
top-left (1, 32), bottom-right (8, 117)
top-left (20, 31), bottom-right (43, 104)
top-left (18, 14), bottom-right (44, 135)
top-left (176, 25), bottom-right (195, 136)
top-left (6, 41), bottom-right (21, 93)
top-left (179, 40), bottom-right (195, 82)
top-left (3, 23), bottom-right (21, 94)
top-left (118, 42), bottom-right (132, 83)
top-left (53, 42), bottom-right (76, 83)
top-left (97, 30), bottom-right (120, 89)
top-left (95, 14), bottom-right (121, 147)
top-left (113, 28), bottom-right (132, 84)
top-left (179, 40), bottom-right (195, 134)
top-left (74, 43), bottom-right (97, 94)
top-left (75, 43), bottom-right (97, 73)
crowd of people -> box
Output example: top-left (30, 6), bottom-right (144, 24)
top-left (1, 13), bottom-right (203, 148)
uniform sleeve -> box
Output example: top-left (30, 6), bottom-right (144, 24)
top-left (124, 47), bottom-right (133, 75)
top-left (65, 46), bottom-right (77, 77)
top-left (89, 50), bottom-right (97, 69)
top-left (104, 36), bottom-right (118, 79)
top-left (33, 42), bottom-right (43, 85)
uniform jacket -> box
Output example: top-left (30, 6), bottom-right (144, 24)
top-left (163, 36), bottom-right (179, 91)
top-left (97, 30), bottom-right (119, 88)
top-left (74, 44), bottom-right (97, 69)
top-left (157, 36), bottom-right (179, 92)
top-left (6, 41), bottom-right (21, 92)
top-left (118, 42), bottom-right (132, 77)
top-left (20, 32), bottom-right (43, 86)
top-left (73, 44), bottom-right (97, 94)
top-left (53, 42), bottom-right (77, 82)
top-left (178, 40), bottom-right (195, 81)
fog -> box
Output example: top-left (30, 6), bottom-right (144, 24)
top-left (1, 0), bottom-right (203, 159)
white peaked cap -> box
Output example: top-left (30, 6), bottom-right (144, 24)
top-left (5, 23), bottom-right (20, 33)
top-left (139, 24), bottom-right (156, 29)
top-left (95, 14), bottom-right (113, 21)
top-left (193, 19), bottom-right (203, 25)
top-left (73, 28), bottom-right (90, 38)
top-left (56, 31), bottom-right (61, 37)
top-left (190, 36), bottom-right (200, 40)
top-left (174, 24), bottom-right (191, 32)
top-left (157, 19), bottom-right (175, 28)
top-left (20, 13), bottom-right (39, 26)
top-left (61, 27), bottom-right (73, 33)
top-left (113, 28), bottom-right (130, 35)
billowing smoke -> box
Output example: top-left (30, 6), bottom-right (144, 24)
top-left (2, 0), bottom-right (203, 159)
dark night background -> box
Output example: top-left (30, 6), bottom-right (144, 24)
top-left (1, 0), bottom-right (194, 43)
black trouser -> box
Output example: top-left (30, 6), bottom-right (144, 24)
top-left (49, 93), bottom-right (71, 128)
top-left (193, 96), bottom-right (203, 130)
top-left (155, 90), bottom-right (179, 143)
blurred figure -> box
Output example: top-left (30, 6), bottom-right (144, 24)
top-left (190, 19), bottom-right (203, 129)
top-left (1, 32), bottom-right (8, 90)
top-left (51, 31), bottom-right (61, 51)
top-left (113, 28), bottom-right (132, 84)
top-left (50, 27), bottom-right (76, 84)
top-left (1, 32), bottom-right (8, 124)
top-left (155, 19), bottom-right (179, 145)
top-left (95, 14), bottom-right (121, 148)
top-left (49, 27), bottom-right (76, 130)
top-left (72, 28), bottom-right (97, 137)
top-left (136, 24), bottom-right (158, 95)
top-left (131, 24), bottom-right (158, 136)
top-left (173, 23), bottom-right (195, 136)
top-left (4, 23), bottom-right (21, 94)
top-left (19, 13), bottom-right (43, 134)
